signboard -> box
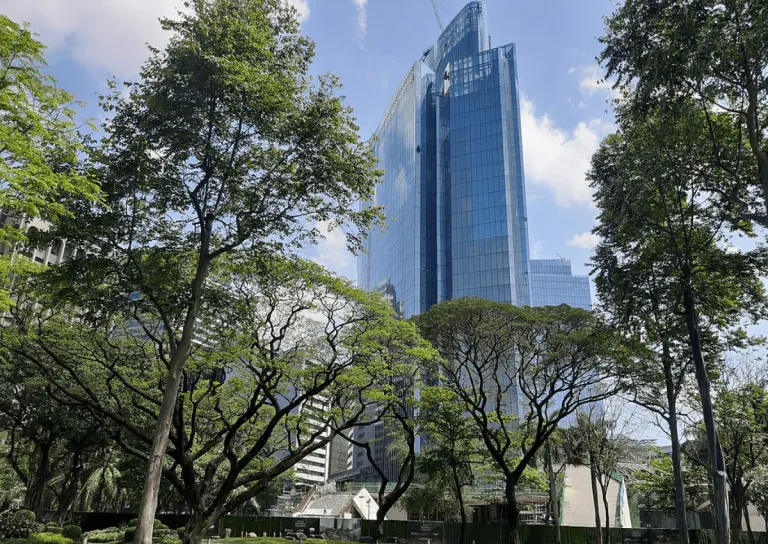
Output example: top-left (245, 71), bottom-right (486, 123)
top-left (406, 521), bottom-right (444, 544)
top-left (280, 517), bottom-right (320, 539)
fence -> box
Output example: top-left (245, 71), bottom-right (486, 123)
top-left (68, 513), bottom-right (768, 544)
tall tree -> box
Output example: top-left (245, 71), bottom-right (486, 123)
top-left (341, 352), bottom-right (423, 542)
top-left (599, 0), bottom-right (768, 228)
top-left (5, 257), bottom-right (428, 544)
top-left (567, 406), bottom-right (634, 544)
top-left (0, 347), bottom-right (105, 518)
top-left (590, 102), bottom-right (768, 544)
top-left (0, 15), bottom-right (98, 309)
top-left (417, 386), bottom-right (484, 544)
top-left (415, 299), bottom-right (627, 544)
top-left (46, 0), bottom-right (382, 542)
top-left (712, 370), bottom-right (768, 544)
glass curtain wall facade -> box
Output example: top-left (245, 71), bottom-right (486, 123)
top-left (352, 1), bottom-right (592, 484)
top-left (358, 1), bottom-right (533, 317)
top-left (530, 259), bottom-right (591, 310)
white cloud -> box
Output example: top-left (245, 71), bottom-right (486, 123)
top-left (531, 241), bottom-right (544, 258)
top-left (568, 232), bottom-right (600, 249)
top-left (520, 97), bottom-right (612, 207)
top-left (351, 0), bottom-right (368, 39)
top-left (1, 0), bottom-right (309, 77)
top-left (576, 65), bottom-right (619, 98)
top-left (308, 221), bottom-right (355, 280)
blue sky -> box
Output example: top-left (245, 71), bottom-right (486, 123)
top-left (1, 0), bottom-right (617, 284)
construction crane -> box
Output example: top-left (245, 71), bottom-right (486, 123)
top-left (430, 0), bottom-right (444, 31)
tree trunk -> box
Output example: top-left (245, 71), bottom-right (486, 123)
top-left (662, 346), bottom-right (691, 544)
top-left (601, 481), bottom-right (611, 544)
top-left (729, 497), bottom-right (742, 544)
top-left (590, 465), bottom-right (603, 544)
top-left (183, 510), bottom-right (216, 544)
top-left (25, 436), bottom-right (53, 518)
top-left (683, 287), bottom-right (730, 544)
top-left (56, 448), bottom-right (83, 524)
top-left (545, 441), bottom-right (562, 544)
top-left (505, 481), bottom-right (521, 544)
top-left (743, 504), bottom-right (755, 544)
top-left (134, 250), bottom-right (212, 544)
top-left (451, 465), bottom-right (467, 544)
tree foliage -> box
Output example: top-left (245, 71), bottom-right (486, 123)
top-left (0, 15), bottom-right (99, 310)
top-left (3, 257), bottom-right (430, 544)
top-left (600, 0), bottom-right (768, 228)
top-left (415, 299), bottom-right (627, 544)
top-left (40, 1), bottom-right (383, 540)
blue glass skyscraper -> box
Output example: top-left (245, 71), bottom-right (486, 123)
top-left (347, 2), bottom-right (591, 485)
top-left (358, 1), bottom-right (590, 314)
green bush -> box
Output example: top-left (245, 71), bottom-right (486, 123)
top-left (175, 528), bottom-right (184, 540)
top-left (153, 520), bottom-right (169, 531)
top-left (48, 527), bottom-right (64, 534)
top-left (29, 532), bottom-right (75, 544)
top-left (63, 525), bottom-right (83, 541)
top-left (124, 528), bottom-right (136, 543)
top-left (0, 509), bottom-right (38, 539)
top-left (45, 522), bottom-right (59, 529)
top-left (128, 520), bottom-right (138, 528)
top-left (85, 529), bottom-right (123, 543)
top-left (153, 529), bottom-right (179, 540)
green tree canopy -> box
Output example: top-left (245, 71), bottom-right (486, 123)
top-left (600, 0), bottom-right (768, 227)
top-left (4, 256), bottom-right (432, 544)
top-left (0, 15), bottom-right (99, 309)
top-left (40, 1), bottom-right (383, 540)
top-left (415, 299), bottom-right (628, 544)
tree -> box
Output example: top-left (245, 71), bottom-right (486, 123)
top-left (599, 0), bottom-right (768, 229)
top-left (590, 102), bottom-right (768, 544)
top-left (542, 430), bottom-right (569, 544)
top-left (417, 386), bottom-right (484, 544)
top-left (415, 299), bottom-right (627, 544)
top-left (632, 450), bottom-right (709, 515)
top-left (44, 0), bottom-right (382, 541)
top-left (4, 256), bottom-right (429, 544)
top-left (0, 15), bottom-right (98, 309)
top-left (713, 371), bottom-right (768, 544)
top-left (402, 469), bottom-right (464, 523)
top-left (566, 405), bottom-right (634, 544)
top-left (0, 347), bottom-right (106, 519)
top-left (747, 466), bottom-right (768, 531)
top-left (341, 349), bottom-right (423, 542)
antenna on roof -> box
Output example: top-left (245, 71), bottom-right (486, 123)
top-left (430, 0), bottom-right (445, 31)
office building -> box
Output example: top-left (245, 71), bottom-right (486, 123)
top-left (357, 1), bottom-right (590, 316)
top-left (352, 2), bottom-right (591, 484)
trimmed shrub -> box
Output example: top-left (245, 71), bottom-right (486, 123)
top-left (153, 520), bottom-right (169, 531)
top-left (46, 522), bottom-right (60, 529)
top-left (63, 525), bottom-right (83, 541)
top-left (0, 509), bottom-right (38, 539)
top-left (128, 520), bottom-right (138, 528)
top-left (85, 529), bottom-right (123, 543)
top-left (175, 528), bottom-right (185, 541)
top-left (153, 529), bottom-right (179, 540)
top-left (124, 528), bottom-right (136, 543)
top-left (29, 532), bottom-right (75, 544)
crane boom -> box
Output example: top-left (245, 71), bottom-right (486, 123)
top-left (430, 0), bottom-right (444, 31)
